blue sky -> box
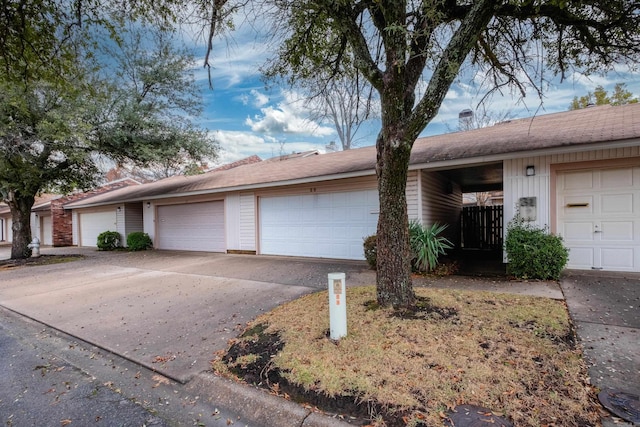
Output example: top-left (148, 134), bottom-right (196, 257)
top-left (189, 20), bottom-right (640, 166)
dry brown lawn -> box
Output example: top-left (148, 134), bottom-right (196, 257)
top-left (213, 286), bottom-right (599, 426)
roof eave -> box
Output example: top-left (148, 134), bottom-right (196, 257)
top-left (64, 169), bottom-right (378, 210)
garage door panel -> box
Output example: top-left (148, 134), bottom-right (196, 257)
top-left (80, 211), bottom-right (117, 247)
top-left (260, 190), bottom-right (379, 260)
top-left (601, 194), bottom-right (633, 213)
top-left (601, 168), bottom-right (633, 188)
top-left (601, 222), bottom-right (634, 241)
top-left (157, 202), bottom-right (224, 252)
top-left (567, 246), bottom-right (595, 269)
top-left (563, 222), bottom-right (595, 241)
top-left (564, 171), bottom-right (594, 190)
top-left (601, 248), bottom-right (634, 269)
top-left (558, 166), bottom-right (639, 272)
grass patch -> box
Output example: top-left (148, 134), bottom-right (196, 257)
top-left (213, 286), bottom-right (598, 426)
top-left (0, 254), bottom-right (84, 270)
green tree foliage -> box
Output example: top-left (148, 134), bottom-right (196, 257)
top-left (0, 3), bottom-right (217, 259)
top-left (93, 27), bottom-right (218, 177)
top-left (569, 83), bottom-right (639, 110)
top-left (225, 0), bottom-right (640, 307)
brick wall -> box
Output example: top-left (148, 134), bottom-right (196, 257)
top-left (49, 179), bottom-right (140, 247)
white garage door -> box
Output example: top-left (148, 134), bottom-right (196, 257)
top-left (80, 210), bottom-right (117, 247)
top-left (260, 190), bottom-right (379, 260)
top-left (41, 215), bottom-right (53, 246)
top-left (156, 201), bottom-right (225, 252)
top-left (557, 166), bottom-right (640, 272)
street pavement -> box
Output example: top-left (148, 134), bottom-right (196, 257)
top-left (0, 245), bottom-right (638, 426)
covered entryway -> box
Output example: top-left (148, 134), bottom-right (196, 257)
top-left (156, 201), bottom-right (225, 252)
top-left (557, 165), bottom-right (640, 271)
top-left (79, 210), bottom-right (117, 247)
top-left (259, 190), bottom-right (379, 260)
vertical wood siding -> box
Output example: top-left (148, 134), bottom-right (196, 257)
top-left (225, 193), bottom-right (241, 250)
top-left (406, 170), bottom-right (419, 221)
top-left (143, 201), bottom-right (155, 244)
top-left (116, 206), bottom-right (126, 241)
top-left (239, 193), bottom-right (256, 251)
top-left (421, 170), bottom-right (462, 245)
top-left (504, 146), bottom-right (640, 233)
top-left (124, 203), bottom-right (144, 241)
top-left (254, 175), bottom-right (377, 197)
top-left (71, 212), bottom-right (78, 245)
top-left (225, 192), bottom-right (257, 251)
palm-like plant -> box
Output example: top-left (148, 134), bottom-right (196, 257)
top-left (409, 221), bottom-right (453, 272)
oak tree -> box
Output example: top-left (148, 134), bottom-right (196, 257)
top-left (0, 3), bottom-right (216, 259)
top-left (206, 0), bottom-right (640, 307)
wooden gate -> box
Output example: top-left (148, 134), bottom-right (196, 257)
top-left (461, 205), bottom-right (503, 250)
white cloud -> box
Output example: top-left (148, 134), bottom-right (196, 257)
top-left (212, 130), bottom-right (328, 164)
top-left (250, 89), bottom-right (269, 107)
top-left (245, 90), bottom-right (335, 137)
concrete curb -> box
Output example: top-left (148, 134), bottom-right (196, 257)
top-left (189, 372), bottom-right (355, 427)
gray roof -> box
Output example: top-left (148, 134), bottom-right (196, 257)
top-left (65, 103), bottom-right (640, 209)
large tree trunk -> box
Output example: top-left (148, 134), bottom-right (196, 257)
top-left (375, 133), bottom-right (415, 308)
top-left (8, 192), bottom-right (35, 259)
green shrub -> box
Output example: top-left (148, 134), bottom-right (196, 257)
top-left (96, 231), bottom-right (121, 251)
top-left (505, 217), bottom-right (569, 280)
top-left (409, 221), bottom-right (453, 272)
top-left (126, 232), bottom-right (153, 251)
top-left (363, 234), bottom-right (377, 269)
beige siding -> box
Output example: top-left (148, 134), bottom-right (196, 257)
top-left (421, 170), bottom-right (462, 245)
top-left (406, 170), bottom-right (420, 221)
top-left (116, 206), bottom-right (126, 240)
top-left (504, 147), bottom-right (640, 232)
top-left (71, 211), bottom-right (78, 245)
top-left (142, 201), bottom-right (154, 244)
top-left (225, 193), bottom-right (256, 252)
top-left (254, 175), bottom-right (377, 198)
top-left (225, 193), bottom-right (241, 250)
top-left (124, 203), bottom-right (144, 240)
top-left (239, 193), bottom-right (256, 251)
top-left (503, 156), bottom-right (552, 230)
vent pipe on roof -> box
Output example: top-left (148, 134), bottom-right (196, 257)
top-left (459, 109), bottom-right (474, 130)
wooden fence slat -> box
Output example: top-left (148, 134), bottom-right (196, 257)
top-left (461, 205), bottom-right (503, 250)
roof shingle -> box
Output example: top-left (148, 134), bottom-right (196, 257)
top-left (65, 103), bottom-right (640, 208)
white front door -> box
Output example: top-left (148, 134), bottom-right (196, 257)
top-left (79, 210), bottom-right (117, 247)
top-left (557, 166), bottom-right (640, 271)
top-left (156, 201), bottom-right (225, 252)
top-left (259, 189), bottom-right (379, 260)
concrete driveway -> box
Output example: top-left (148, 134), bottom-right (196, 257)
top-left (0, 247), bottom-right (374, 383)
top-left (1, 245), bottom-right (638, 425)
top-left (560, 271), bottom-right (640, 397)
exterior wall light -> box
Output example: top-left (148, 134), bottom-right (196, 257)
top-left (117, 206), bottom-right (122, 212)
top-left (525, 165), bottom-right (535, 176)
top-left (146, 202), bottom-right (151, 208)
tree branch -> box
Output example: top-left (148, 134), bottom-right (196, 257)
top-left (408, 0), bottom-right (496, 139)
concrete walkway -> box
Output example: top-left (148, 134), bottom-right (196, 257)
top-left (560, 270), bottom-right (640, 427)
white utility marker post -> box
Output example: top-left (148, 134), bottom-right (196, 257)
top-left (328, 272), bottom-right (347, 340)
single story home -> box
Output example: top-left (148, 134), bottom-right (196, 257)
top-left (0, 178), bottom-right (141, 247)
top-left (64, 104), bottom-right (640, 272)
